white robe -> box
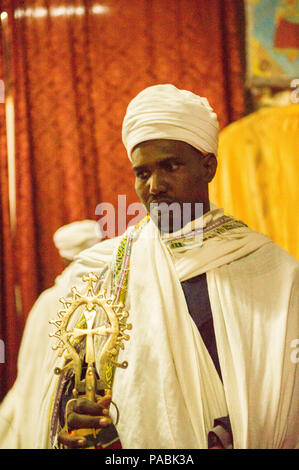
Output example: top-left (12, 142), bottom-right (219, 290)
top-left (0, 208), bottom-right (298, 448)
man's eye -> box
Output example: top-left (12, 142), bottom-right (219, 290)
top-left (136, 170), bottom-right (150, 180)
top-left (164, 162), bottom-right (180, 172)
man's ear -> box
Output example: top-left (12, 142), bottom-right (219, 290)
top-left (203, 154), bottom-right (217, 182)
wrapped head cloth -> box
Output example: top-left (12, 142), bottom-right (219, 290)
top-left (122, 84), bottom-right (219, 160)
top-left (53, 220), bottom-right (103, 261)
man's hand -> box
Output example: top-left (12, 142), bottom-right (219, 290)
top-left (58, 394), bottom-right (112, 448)
top-left (209, 442), bottom-right (224, 449)
top-left (208, 432), bottom-right (225, 449)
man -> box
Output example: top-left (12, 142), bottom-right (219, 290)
top-left (2, 85), bottom-right (298, 449)
top-left (0, 220), bottom-right (103, 448)
top-left (53, 219), bottom-right (103, 267)
top-left (53, 85), bottom-right (298, 450)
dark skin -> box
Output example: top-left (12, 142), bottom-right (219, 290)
top-left (58, 395), bottom-right (112, 448)
top-left (132, 139), bottom-right (217, 231)
top-left (58, 139), bottom-right (221, 448)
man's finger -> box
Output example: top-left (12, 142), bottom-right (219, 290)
top-left (97, 394), bottom-right (112, 410)
top-left (73, 397), bottom-right (108, 416)
top-left (68, 411), bottom-right (111, 431)
top-left (58, 430), bottom-right (87, 449)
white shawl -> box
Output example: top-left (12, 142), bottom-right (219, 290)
top-left (0, 208), bottom-right (298, 448)
top-left (108, 215), bottom-right (298, 448)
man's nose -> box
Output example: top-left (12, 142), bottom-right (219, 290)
top-left (148, 172), bottom-right (167, 195)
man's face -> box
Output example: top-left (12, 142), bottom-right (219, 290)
top-left (131, 139), bottom-right (217, 232)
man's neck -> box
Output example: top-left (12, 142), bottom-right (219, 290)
top-left (157, 200), bottom-right (211, 234)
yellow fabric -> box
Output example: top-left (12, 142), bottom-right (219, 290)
top-left (210, 104), bottom-right (299, 260)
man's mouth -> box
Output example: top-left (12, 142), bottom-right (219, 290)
top-left (148, 198), bottom-right (174, 206)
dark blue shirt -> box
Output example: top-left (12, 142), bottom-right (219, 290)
top-left (181, 272), bottom-right (233, 446)
top-left (181, 272), bottom-right (222, 381)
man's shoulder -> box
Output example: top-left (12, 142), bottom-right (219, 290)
top-left (229, 239), bottom-right (299, 280)
top-left (255, 240), bottom-right (298, 268)
top-left (75, 235), bottom-right (121, 262)
top-left (64, 235), bottom-right (122, 284)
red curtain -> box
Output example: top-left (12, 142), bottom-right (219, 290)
top-left (0, 0), bottom-right (246, 398)
top-left (0, 2), bottom-right (19, 399)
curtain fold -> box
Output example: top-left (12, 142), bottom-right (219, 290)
top-left (0, 7), bottom-right (18, 399)
top-left (1, 0), bottom-right (246, 396)
top-left (210, 104), bottom-right (299, 261)
top-left (12, 0), bottom-right (247, 310)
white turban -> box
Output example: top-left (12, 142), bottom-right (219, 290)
top-left (53, 220), bottom-right (103, 261)
top-left (122, 84), bottom-right (219, 160)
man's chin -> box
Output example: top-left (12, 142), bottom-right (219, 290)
top-left (150, 213), bottom-right (189, 234)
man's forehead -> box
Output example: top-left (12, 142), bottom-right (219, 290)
top-left (131, 139), bottom-right (204, 167)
